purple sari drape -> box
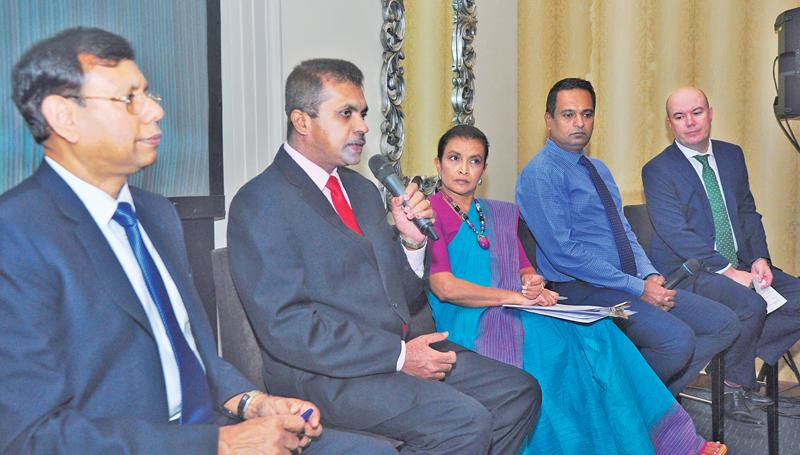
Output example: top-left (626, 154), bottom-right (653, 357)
top-left (474, 200), bottom-right (525, 368)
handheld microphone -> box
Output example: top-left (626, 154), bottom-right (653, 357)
top-left (368, 155), bottom-right (439, 240)
top-left (663, 259), bottom-right (701, 289)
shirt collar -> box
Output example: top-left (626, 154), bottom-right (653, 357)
top-left (675, 139), bottom-right (714, 162)
top-left (544, 138), bottom-right (586, 164)
top-left (44, 156), bottom-right (134, 228)
top-left (283, 142), bottom-right (342, 191)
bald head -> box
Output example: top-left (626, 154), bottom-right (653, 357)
top-left (665, 87), bottom-right (713, 153)
top-left (666, 87), bottom-right (709, 115)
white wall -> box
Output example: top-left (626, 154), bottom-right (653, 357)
top-left (279, 0), bottom-right (385, 183)
top-left (217, 0), bottom-right (284, 247)
top-left (216, 0), bottom-right (521, 246)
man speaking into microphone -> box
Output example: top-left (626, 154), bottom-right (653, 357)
top-left (228, 58), bottom-right (540, 454)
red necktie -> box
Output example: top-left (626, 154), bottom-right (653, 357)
top-left (326, 175), bottom-right (362, 235)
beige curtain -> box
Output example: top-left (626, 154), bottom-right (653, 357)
top-left (518, 0), bottom-right (800, 380)
top-left (518, 0), bottom-right (800, 276)
top-left (403, 0), bottom-right (454, 178)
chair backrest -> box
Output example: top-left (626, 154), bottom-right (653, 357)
top-left (517, 216), bottom-right (539, 268)
top-left (622, 204), bottom-right (654, 251)
top-left (211, 247), bottom-right (263, 386)
top-left (212, 247), bottom-right (406, 449)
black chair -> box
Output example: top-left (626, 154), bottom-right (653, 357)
top-left (758, 353), bottom-right (800, 386)
top-left (517, 218), bottom-right (539, 269)
top-left (211, 247), bottom-right (263, 386)
top-left (624, 203), bottom-right (786, 454)
top-left (621, 204), bottom-right (730, 443)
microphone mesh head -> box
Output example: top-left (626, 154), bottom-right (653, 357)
top-left (368, 154), bottom-right (394, 181)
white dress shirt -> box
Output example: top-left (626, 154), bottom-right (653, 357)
top-left (283, 143), bottom-right (426, 370)
top-left (675, 140), bottom-right (738, 273)
top-left (46, 157), bottom-right (203, 420)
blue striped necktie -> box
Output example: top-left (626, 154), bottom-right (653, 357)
top-left (113, 202), bottom-right (215, 424)
top-left (578, 155), bottom-right (638, 276)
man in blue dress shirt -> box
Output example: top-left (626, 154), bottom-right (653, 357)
top-left (516, 78), bottom-right (739, 395)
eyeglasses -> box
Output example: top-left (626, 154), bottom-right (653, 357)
top-left (65, 91), bottom-right (162, 115)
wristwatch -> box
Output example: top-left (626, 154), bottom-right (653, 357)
top-left (237, 390), bottom-right (265, 419)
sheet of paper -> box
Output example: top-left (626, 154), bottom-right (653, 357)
top-left (503, 303), bottom-right (635, 323)
top-left (508, 307), bottom-right (606, 323)
top-left (752, 277), bottom-right (787, 314)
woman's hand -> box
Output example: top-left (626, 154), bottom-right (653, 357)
top-left (514, 289), bottom-right (558, 307)
top-left (520, 273), bottom-right (545, 300)
top-left (531, 289), bottom-right (559, 306)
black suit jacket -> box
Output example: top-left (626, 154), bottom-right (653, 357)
top-left (0, 163), bottom-right (253, 454)
top-left (228, 148), bottom-right (430, 426)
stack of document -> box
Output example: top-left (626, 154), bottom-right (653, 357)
top-left (502, 302), bottom-right (635, 323)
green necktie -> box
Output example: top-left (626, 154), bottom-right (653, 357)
top-left (693, 154), bottom-right (737, 266)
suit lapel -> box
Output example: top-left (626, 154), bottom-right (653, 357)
top-left (35, 163), bottom-right (154, 337)
top-left (275, 148), bottom-right (378, 267)
top-left (132, 193), bottom-right (197, 324)
top-left (339, 168), bottom-right (380, 239)
top-left (133, 194), bottom-right (217, 363)
top-left (666, 144), bottom-right (714, 222)
top-left (132, 194), bottom-right (183, 297)
top-left (340, 169), bottom-right (411, 324)
top-left (274, 148), bottom-right (407, 322)
top-left (711, 141), bottom-right (741, 232)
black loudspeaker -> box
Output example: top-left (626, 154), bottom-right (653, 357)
top-left (775, 7), bottom-right (800, 119)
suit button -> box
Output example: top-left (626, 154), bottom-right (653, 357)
top-left (392, 303), bottom-right (398, 308)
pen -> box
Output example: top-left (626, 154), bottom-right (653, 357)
top-left (292, 409), bottom-right (315, 455)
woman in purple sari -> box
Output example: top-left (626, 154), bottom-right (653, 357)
top-left (426, 125), bottom-right (725, 455)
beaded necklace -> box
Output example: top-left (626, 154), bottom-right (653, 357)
top-left (444, 193), bottom-right (490, 249)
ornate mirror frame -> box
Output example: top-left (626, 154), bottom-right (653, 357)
top-left (379, 0), bottom-right (477, 196)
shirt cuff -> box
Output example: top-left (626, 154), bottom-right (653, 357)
top-left (626, 275), bottom-right (646, 297)
top-left (638, 265), bottom-right (660, 279)
top-left (716, 263), bottom-right (732, 274)
top-left (396, 340), bottom-right (406, 371)
top-left (403, 243), bottom-right (427, 278)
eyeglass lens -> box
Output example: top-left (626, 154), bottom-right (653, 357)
top-left (129, 92), bottom-right (160, 114)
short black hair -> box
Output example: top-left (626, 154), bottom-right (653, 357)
top-left (545, 78), bottom-right (596, 116)
top-left (12, 27), bottom-right (135, 143)
top-left (285, 58), bottom-right (364, 138)
top-left (436, 124), bottom-right (490, 162)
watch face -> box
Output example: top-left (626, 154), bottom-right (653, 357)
top-left (238, 390), bottom-right (265, 418)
